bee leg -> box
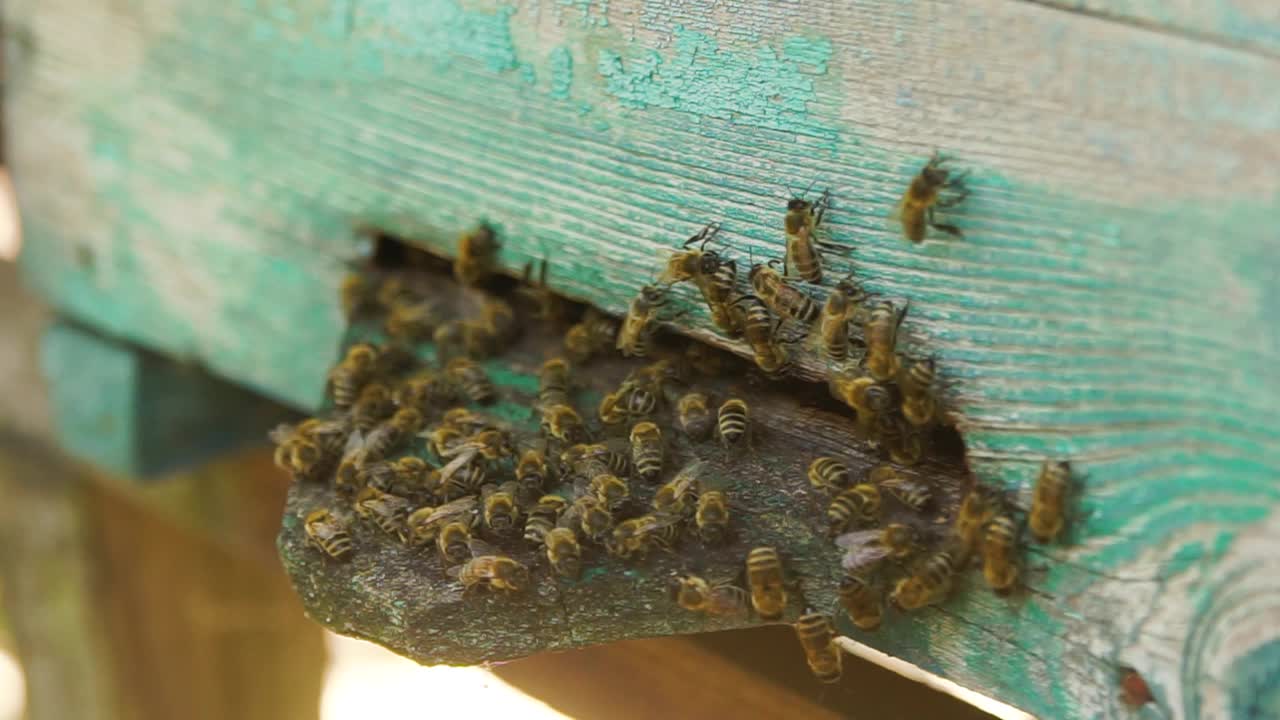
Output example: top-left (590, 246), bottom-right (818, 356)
top-left (926, 207), bottom-right (964, 239)
top-left (813, 188), bottom-right (832, 227)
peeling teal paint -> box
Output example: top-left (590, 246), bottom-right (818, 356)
top-left (548, 46), bottom-right (573, 100)
top-left (518, 61), bottom-right (537, 85)
top-left (1229, 641), bottom-right (1280, 720)
top-left (558, 0), bottom-right (608, 28)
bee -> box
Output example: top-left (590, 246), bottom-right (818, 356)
top-left (597, 390), bottom-right (628, 425)
top-left (270, 419), bottom-right (347, 482)
top-left (440, 428), bottom-right (515, 464)
top-left (564, 309), bottom-right (618, 364)
top-left (565, 496), bottom-right (613, 543)
top-left (899, 356), bottom-right (940, 427)
top-left (478, 297), bottom-right (517, 343)
top-left (609, 513), bottom-right (681, 559)
top-left (454, 222), bottom-right (499, 287)
top-left (794, 612), bottom-right (842, 683)
top-left (836, 523), bottom-right (919, 575)
top-left (391, 456), bottom-right (431, 491)
top-left (515, 449), bottom-right (549, 501)
top-left (630, 421), bottom-right (664, 483)
top-left (589, 473), bottom-right (630, 511)
top-left (522, 494), bottom-right (569, 545)
top-left (351, 382), bottom-right (394, 432)
top-left (783, 187), bottom-right (833, 284)
top-left (304, 509), bottom-right (353, 561)
top-left (356, 460), bottom-right (399, 494)
top-left (745, 546), bottom-right (788, 621)
top-left (717, 398), bottom-right (750, 447)
top-left (1029, 460), bottom-right (1072, 544)
top-left (695, 490), bottom-right (730, 545)
top-left (837, 575), bottom-right (883, 631)
top-left (384, 299), bottom-right (443, 343)
top-left (863, 300), bottom-right (908, 382)
top-left (437, 520), bottom-right (474, 566)
top-left (748, 262), bottom-right (820, 325)
top-left (450, 549), bottom-right (529, 594)
top-left (540, 404), bottom-right (587, 445)
top-left (661, 223), bottom-right (744, 338)
top-left (518, 259), bottom-right (574, 323)
top-left (659, 222), bottom-right (724, 284)
top-left (436, 459), bottom-right (487, 500)
top-left (675, 391), bottom-right (715, 441)
top-left (616, 284), bottom-right (672, 358)
top-left (424, 424), bottom-right (465, 458)
top-left (440, 407), bottom-right (495, 434)
top-left (405, 495), bottom-right (478, 547)
top-left (828, 371), bottom-right (895, 435)
top-left (955, 485), bottom-right (997, 559)
top-left (893, 151), bottom-right (968, 244)
top-left (354, 486), bottom-right (412, 540)
top-left (482, 481), bottom-right (521, 535)
top-left (560, 443), bottom-right (629, 483)
top-left (328, 343), bottom-right (379, 411)
top-left (827, 484), bottom-right (882, 535)
top-left (670, 574), bottom-right (750, 617)
top-left (870, 465), bottom-right (932, 512)
top-left (890, 549), bottom-right (958, 611)
top-left (444, 358), bottom-right (495, 404)
top-left (340, 272), bottom-right (376, 320)
top-left (653, 460), bottom-right (705, 517)
top-left (819, 275), bottom-right (871, 364)
top-left (808, 456), bottom-right (853, 493)
top-left (620, 379), bottom-right (659, 418)
top-left (374, 276), bottom-right (416, 309)
top-left (983, 514), bottom-right (1020, 594)
top-left (702, 257), bottom-right (743, 337)
top-left (878, 413), bottom-right (926, 466)
top-left (732, 295), bottom-right (796, 378)
top-left (537, 357), bottom-right (572, 409)
top-left (334, 450), bottom-right (366, 496)
top-left (360, 407), bottom-right (423, 461)
top-left (544, 527), bottom-right (583, 578)
top-left (393, 369), bottom-right (452, 415)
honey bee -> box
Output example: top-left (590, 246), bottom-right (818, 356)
top-left (745, 546), bottom-right (788, 621)
top-left (328, 343), bottom-right (379, 411)
top-left (482, 481), bottom-right (521, 535)
top-left (356, 459), bottom-right (398, 494)
top-left (340, 272), bottom-right (376, 320)
top-left (837, 575), bottom-right (883, 631)
top-left (478, 297), bottom-right (517, 343)
top-left (609, 513), bottom-right (681, 558)
top-left (670, 574), bottom-right (750, 617)
top-left (899, 357), bottom-right (940, 427)
top-left (717, 398), bottom-right (750, 447)
top-left (1029, 460), bottom-right (1072, 544)
top-left (391, 456), bottom-right (431, 491)
top-left (374, 276), bottom-right (416, 309)
top-left (836, 523), bottom-right (919, 575)
top-left (450, 548), bottom-right (530, 594)
top-left (354, 486), bottom-right (412, 540)
top-left (454, 222), bottom-right (499, 287)
top-left (304, 509), bottom-right (353, 561)
top-left (436, 458), bottom-right (487, 500)
top-left (828, 371), bottom-right (895, 431)
top-left (523, 494), bottom-right (569, 545)
top-left (653, 460), bottom-right (706, 517)
top-left (384, 298), bottom-right (443, 343)
top-left (675, 391), bottom-right (715, 441)
top-left (564, 309), bottom-right (618, 364)
top-left (406, 495), bottom-right (478, 547)
top-left (423, 424), bottom-right (465, 459)
top-left (827, 484), bottom-right (882, 535)
top-left (517, 259), bottom-right (573, 323)
top-left (270, 419), bottom-right (347, 482)
top-left (807, 457), bottom-right (853, 493)
top-left (560, 443), bottom-right (629, 483)
top-left (540, 403), bottom-right (587, 445)
top-left (333, 449), bottom-right (366, 496)
top-left (617, 284), bottom-right (673, 358)
top-left (732, 295), bottom-right (797, 378)
top-left (863, 300), bottom-right (908, 382)
top-left (661, 223), bottom-right (744, 338)
top-left (893, 151), bottom-right (968, 244)
top-left (351, 382), bottom-right (394, 432)
top-left (659, 222), bottom-right (724, 284)
top-left (597, 390), bottom-right (629, 426)
top-left (819, 275), bottom-right (871, 364)
top-left (954, 485), bottom-right (997, 559)
top-left (440, 407), bottom-right (495, 434)
top-left (444, 358), bottom-right (495, 404)
top-left (630, 421), bottom-right (664, 483)
top-left (564, 495), bottom-right (613, 543)
top-left (544, 527), bottom-right (582, 578)
top-left (701, 257), bottom-right (743, 338)
top-left (890, 549), bottom-right (958, 611)
top-left (794, 612), bottom-right (842, 683)
top-left (869, 465), bottom-right (932, 512)
top-left (515, 449), bottom-right (549, 501)
top-left (783, 187), bottom-right (833, 284)
top-left (360, 407), bottom-right (423, 461)
top-left (537, 357), bottom-right (572, 409)
top-left (437, 520), bottom-right (474, 566)
top-left (748, 262), bottom-right (820, 325)
top-left (695, 490), bottom-right (730, 545)
top-left (878, 413), bottom-right (926, 466)
top-left (588, 473), bottom-right (630, 511)
top-left (393, 369), bottom-right (452, 415)
top-left (983, 514), bottom-right (1020, 594)
top-left (440, 428), bottom-right (514, 465)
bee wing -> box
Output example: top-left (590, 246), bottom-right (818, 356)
top-left (344, 428), bottom-right (366, 455)
top-left (879, 475), bottom-right (929, 494)
top-left (438, 450), bottom-right (480, 482)
top-left (467, 537), bottom-right (502, 557)
top-left (671, 459), bottom-right (710, 490)
top-left (444, 563), bottom-right (465, 580)
top-left (421, 496), bottom-right (479, 525)
top-left (842, 544), bottom-right (892, 573)
top-left (268, 422), bottom-right (298, 444)
top-left (834, 529), bottom-right (883, 550)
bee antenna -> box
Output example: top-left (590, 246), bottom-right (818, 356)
top-left (800, 177), bottom-right (818, 199)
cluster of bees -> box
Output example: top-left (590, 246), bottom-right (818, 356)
top-left (276, 152), bottom-right (1080, 687)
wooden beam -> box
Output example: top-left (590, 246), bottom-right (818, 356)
top-left (1025, 0), bottom-right (1280, 58)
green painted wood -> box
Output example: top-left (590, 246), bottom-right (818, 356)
top-left (1029, 1), bottom-right (1280, 58)
top-left (7, 1), bottom-right (1280, 718)
top-left (40, 322), bottom-right (295, 479)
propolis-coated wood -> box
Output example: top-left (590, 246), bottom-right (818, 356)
top-left (8, 1), bottom-right (1280, 718)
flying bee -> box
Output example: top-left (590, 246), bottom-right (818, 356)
top-left (537, 357), bottom-right (572, 409)
top-left (384, 299), bottom-right (443, 343)
top-left (564, 495), bottom-right (613, 543)
top-left (454, 222), bottom-right (499, 287)
top-left (394, 369), bottom-right (452, 415)
top-left (983, 514), bottom-right (1021, 594)
top-left (564, 309), bottom-right (618, 364)
top-left (808, 456), bottom-right (853, 493)
top-left (405, 495), bottom-right (478, 547)
top-left (955, 485), bottom-right (997, 559)
top-left (544, 527), bottom-right (582, 578)
top-left (748, 262), bottom-right (820, 325)
top-left (515, 449), bottom-right (549, 501)
top-left (450, 546), bottom-right (529, 594)
top-left (524, 494), bottom-right (569, 545)
top-left (588, 473), bottom-right (630, 512)
top-left (1029, 459), bottom-right (1072, 544)
top-left (437, 520), bottom-right (474, 566)
top-left (675, 391), bottom-right (715, 441)
top-left (717, 398), bottom-right (751, 448)
top-left (899, 356), bottom-right (940, 427)
top-left (783, 187), bottom-right (839, 284)
top-left (819, 275), bottom-right (871, 364)
top-left (838, 575), bottom-right (883, 631)
top-left (630, 421), bottom-right (664, 483)
top-left (745, 546), bottom-right (788, 621)
top-left (732, 295), bottom-right (799, 378)
top-left (609, 513), bottom-right (682, 559)
top-left (540, 403), bottom-right (587, 445)
top-left (827, 484), bottom-right (882, 535)
top-left (653, 460), bottom-right (706, 517)
top-left (517, 259), bottom-right (573, 323)
top-left (670, 574), bottom-right (751, 617)
top-left (870, 464), bottom-right (932, 512)
top-left (444, 358), bottom-right (495, 404)
top-left (304, 509), bottom-right (353, 561)
top-left (695, 490), bottom-right (730, 545)
top-left (351, 382), bottom-right (395, 432)
top-left (360, 407), bottom-right (423, 461)
top-left (328, 343), bottom-right (379, 411)
top-left (836, 523), bottom-right (919, 575)
top-left (617, 284), bottom-right (674, 358)
top-left (893, 151), bottom-right (969, 244)
top-left (482, 481), bottom-right (521, 535)
top-left (794, 612), bottom-right (842, 683)
top-left (863, 300), bottom-right (908, 382)
top-left (890, 549), bottom-right (958, 611)
top-left (354, 486), bottom-right (412, 541)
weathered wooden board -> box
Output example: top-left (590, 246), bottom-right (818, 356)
top-left (8, 1), bottom-right (1280, 719)
top-left (1029, 1), bottom-right (1280, 57)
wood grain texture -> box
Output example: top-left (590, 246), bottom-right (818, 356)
top-left (8, 1), bottom-right (1280, 718)
top-left (1027, 0), bottom-right (1280, 57)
